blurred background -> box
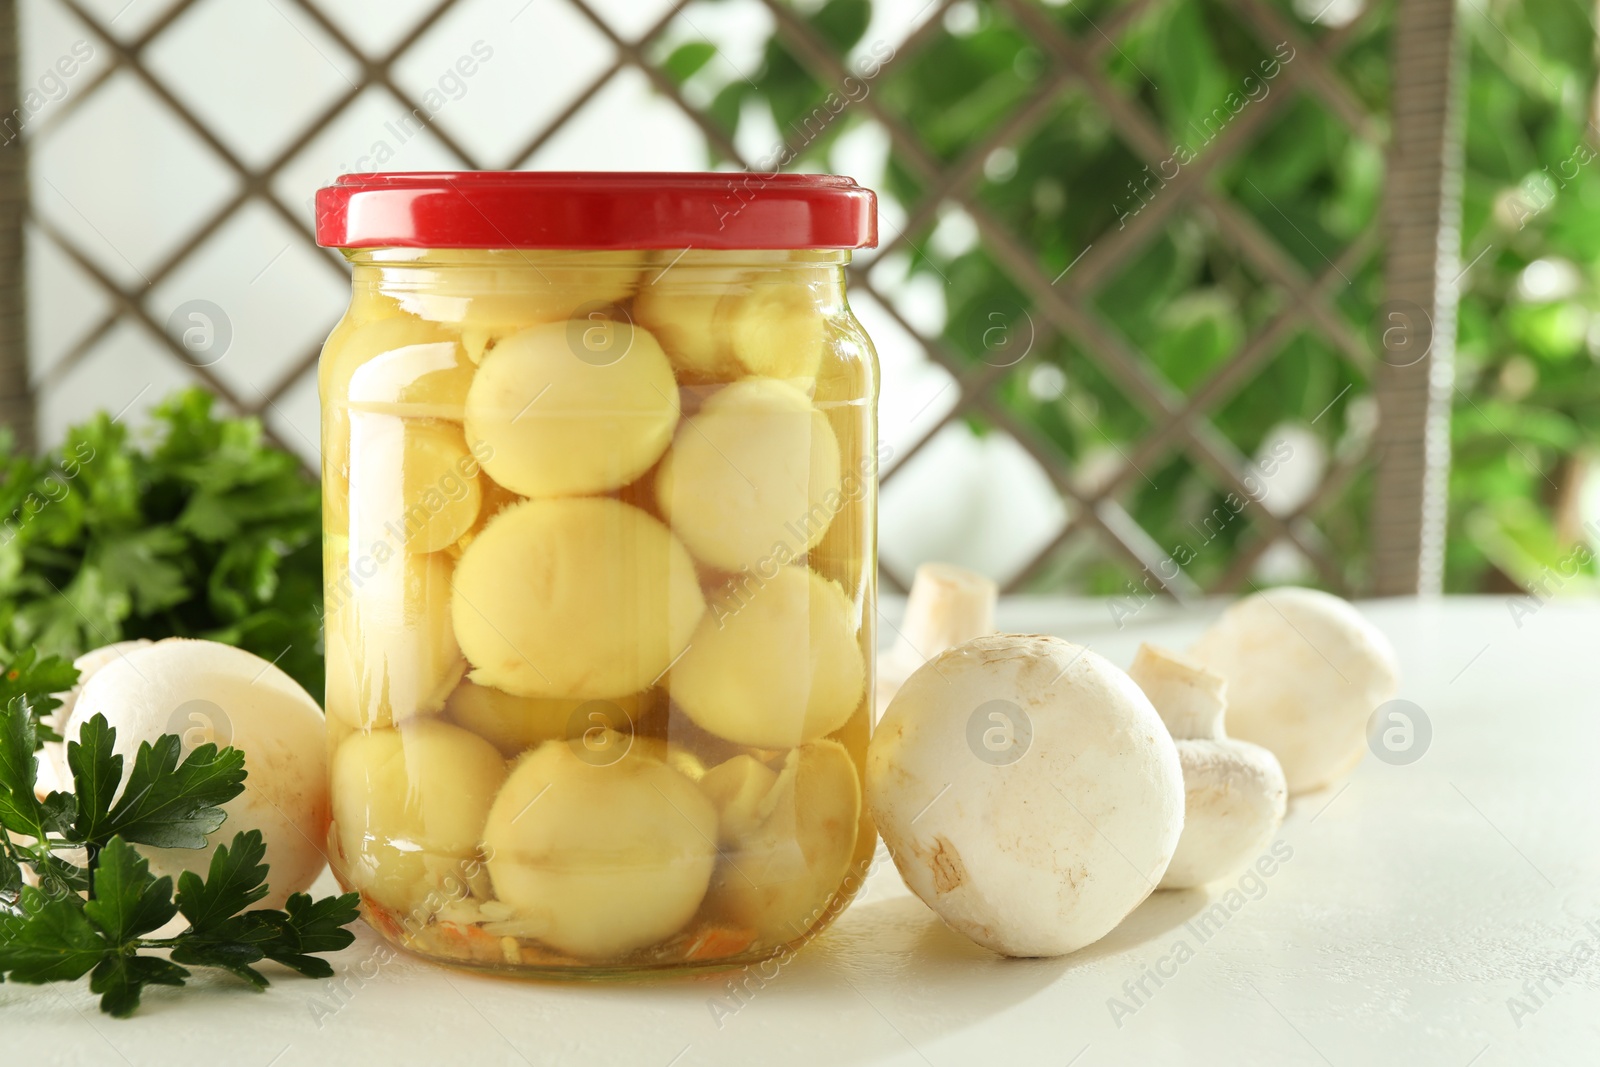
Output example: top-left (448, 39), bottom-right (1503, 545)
top-left (4, 0), bottom-right (1598, 609)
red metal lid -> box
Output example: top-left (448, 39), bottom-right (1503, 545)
top-left (315, 171), bottom-right (877, 251)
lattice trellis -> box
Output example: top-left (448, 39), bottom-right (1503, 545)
top-left (13, 0), bottom-right (1459, 598)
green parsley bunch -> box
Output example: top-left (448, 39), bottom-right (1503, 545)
top-left (0, 651), bottom-right (357, 1016)
top-left (0, 389), bottom-right (323, 701)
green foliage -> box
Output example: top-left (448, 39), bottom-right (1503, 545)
top-left (0, 388), bottom-right (324, 697)
top-left (0, 685), bottom-right (358, 1017)
top-left (1451, 0), bottom-right (1600, 592)
top-left (0, 649), bottom-right (77, 747)
top-left (689, 0), bottom-right (1600, 594)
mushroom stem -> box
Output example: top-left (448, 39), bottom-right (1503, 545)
top-left (1127, 644), bottom-right (1227, 741)
top-left (891, 562), bottom-right (998, 662)
top-left (875, 562), bottom-right (997, 718)
top-left (1128, 642), bottom-right (1287, 890)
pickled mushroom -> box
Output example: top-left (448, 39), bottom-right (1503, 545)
top-left (445, 679), bottom-right (645, 758)
top-left (448, 474), bottom-right (521, 558)
top-left (320, 314), bottom-right (467, 529)
top-left (348, 332), bottom-right (476, 419)
top-left (696, 754), bottom-right (779, 845)
top-left (326, 547), bottom-right (465, 729)
top-left (481, 734), bottom-right (719, 959)
top-left (463, 319), bottom-right (680, 498)
top-left (655, 377), bottom-right (842, 572)
top-left (633, 284), bottom-right (736, 382)
top-left (725, 282), bottom-right (825, 381)
top-left (703, 740), bottom-right (860, 943)
top-left (378, 249), bottom-right (640, 330)
top-left (671, 565), bottom-right (864, 749)
top-left (633, 269), bottom-right (825, 383)
top-left (451, 497), bottom-right (705, 699)
top-left (348, 283), bottom-right (405, 325)
top-left (331, 719), bottom-right (507, 915)
top-left (346, 418), bottom-right (482, 555)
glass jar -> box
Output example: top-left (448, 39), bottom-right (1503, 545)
top-left (313, 172), bottom-right (880, 976)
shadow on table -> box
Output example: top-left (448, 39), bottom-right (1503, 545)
top-left (415, 887), bottom-right (1213, 1066)
top-left (710, 883), bottom-right (1215, 1056)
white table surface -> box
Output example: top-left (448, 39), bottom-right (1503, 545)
top-left (6, 596), bottom-right (1598, 1066)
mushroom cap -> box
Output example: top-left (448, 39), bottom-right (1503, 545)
top-left (451, 497), bottom-right (705, 699)
top-left (66, 638), bottom-right (330, 908)
top-left (671, 564), bottom-right (864, 749)
top-left (63, 640), bottom-right (155, 714)
top-left (40, 640), bottom-right (155, 793)
top-left (654, 377), bottom-right (843, 573)
top-left (702, 739), bottom-right (861, 943)
top-left (331, 719), bottom-right (506, 914)
top-left (1188, 587), bottom-right (1399, 793)
top-left (325, 541), bottom-right (465, 729)
top-left (463, 318), bottom-right (679, 499)
top-left (379, 250), bottom-right (640, 330)
top-left (868, 634), bottom-right (1184, 958)
top-left (1159, 737), bottom-right (1286, 889)
top-left (482, 735), bottom-right (718, 959)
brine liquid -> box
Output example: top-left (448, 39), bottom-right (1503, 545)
top-left (321, 251), bottom-right (879, 974)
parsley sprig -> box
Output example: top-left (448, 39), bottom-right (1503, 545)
top-left (0, 654), bottom-right (358, 1016)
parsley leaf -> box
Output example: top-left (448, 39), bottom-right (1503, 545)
top-left (0, 706), bottom-right (359, 1017)
top-left (167, 832), bottom-right (360, 990)
top-left (64, 713), bottom-right (247, 851)
top-left (0, 696), bottom-right (44, 839)
top-left (0, 886), bottom-right (108, 984)
top-left (174, 829), bottom-right (271, 931)
top-left (82, 838), bottom-right (178, 943)
top-left (0, 624), bottom-right (356, 1018)
top-left (262, 891), bottom-right (361, 978)
top-left (0, 851), bottom-right (20, 901)
top-left (102, 734), bottom-right (246, 850)
top-left (65, 713), bottom-right (123, 844)
top-left (0, 649), bottom-right (78, 746)
top-left (90, 954), bottom-right (189, 1019)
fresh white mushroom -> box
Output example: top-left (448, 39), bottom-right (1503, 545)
top-left (868, 634), bottom-right (1185, 958)
top-left (64, 639), bottom-right (330, 908)
top-left (875, 562), bottom-right (997, 718)
top-left (38, 640), bottom-right (154, 795)
top-left (1126, 643), bottom-right (1286, 889)
top-left (1187, 587), bottom-right (1400, 794)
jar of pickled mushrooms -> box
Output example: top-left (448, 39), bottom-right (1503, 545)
top-left (314, 172), bottom-right (880, 975)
